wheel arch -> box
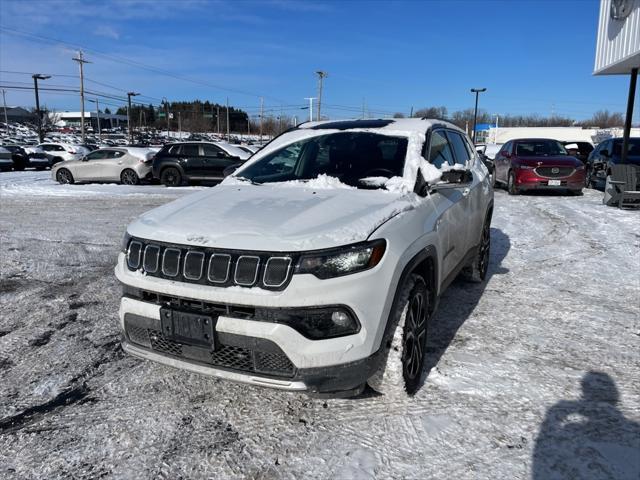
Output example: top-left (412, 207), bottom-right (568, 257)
top-left (159, 161), bottom-right (185, 177)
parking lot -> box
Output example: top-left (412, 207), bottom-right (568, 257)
top-left (1, 171), bottom-right (639, 479)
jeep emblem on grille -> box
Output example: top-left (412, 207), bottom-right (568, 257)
top-left (551, 167), bottom-right (559, 174)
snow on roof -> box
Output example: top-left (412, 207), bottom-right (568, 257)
top-left (299, 117), bottom-right (461, 135)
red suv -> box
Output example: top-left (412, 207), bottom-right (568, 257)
top-left (493, 138), bottom-right (585, 195)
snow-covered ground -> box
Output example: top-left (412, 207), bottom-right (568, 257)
top-left (1, 171), bottom-right (638, 479)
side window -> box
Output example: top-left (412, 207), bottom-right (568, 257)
top-left (202, 144), bottom-right (223, 157)
top-left (41, 144), bottom-right (53, 151)
top-left (501, 142), bottom-right (512, 155)
top-left (447, 131), bottom-right (471, 166)
top-left (428, 130), bottom-right (455, 168)
top-left (167, 145), bottom-right (181, 155)
top-left (104, 150), bottom-right (125, 159)
top-left (180, 144), bottom-right (201, 156)
top-left (85, 151), bottom-right (106, 160)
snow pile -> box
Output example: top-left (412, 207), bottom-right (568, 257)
top-left (124, 147), bottom-right (156, 162)
top-left (279, 174), bottom-right (354, 190)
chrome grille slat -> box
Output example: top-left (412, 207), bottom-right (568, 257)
top-left (208, 254), bottom-right (231, 283)
top-left (235, 255), bottom-right (260, 286)
top-left (184, 251), bottom-right (205, 280)
top-left (143, 245), bottom-right (160, 273)
top-left (126, 239), bottom-right (293, 291)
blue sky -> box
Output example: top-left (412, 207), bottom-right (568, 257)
top-left (0, 0), bottom-right (635, 122)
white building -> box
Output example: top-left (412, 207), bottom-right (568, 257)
top-left (55, 111), bottom-right (127, 129)
top-left (594, 0), bottom-right (640, 159)
top-left (487, 126), bottom-right (640, 145)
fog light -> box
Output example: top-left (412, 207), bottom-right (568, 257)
top-left (331, 311), bottom-right (351, 327)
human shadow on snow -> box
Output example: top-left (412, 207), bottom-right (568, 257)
top-left (420, 227), bottom-right (510, 385)
top-left (532, 371), bottom-right (640, 480)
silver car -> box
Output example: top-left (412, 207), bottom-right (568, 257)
top-left (52, 147), bottom-right (154, 185)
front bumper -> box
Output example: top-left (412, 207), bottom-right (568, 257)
top-left (515, 168), bottom-right (585, 190)
top-left (120, 298), bottom-right (377, 396)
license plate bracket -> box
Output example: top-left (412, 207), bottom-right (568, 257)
top-left (160, 308), bottom-right (217, 349)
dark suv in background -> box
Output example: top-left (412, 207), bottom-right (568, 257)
top-left (586, 137), bottom-right (640, 189)
top-left (152, 142), bottom-right (250, 186)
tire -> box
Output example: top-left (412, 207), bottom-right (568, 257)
top-left (507, 171), bottom-right (519, 195)
top-left (160, 167), bottom-right (182, 187)
top-left (56, 168), bottom-right (74, 184)
top-left (462, 214), bottom-right (491, 283)
top-left (585, 168), bottom-right (594, 188)
top-left (368, 274), bottom-right (429, 396)
top-left (120, 169), bottom-right (140, 185)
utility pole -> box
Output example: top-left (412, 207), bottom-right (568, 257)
top-left (87, 98), bottom-right (101, 143)
top-left (315, 70), bottom-right (327, 121)
top-left (216, 105), bottom-right (220, 135)
top-left (72, 51), bottom-right (90, 143)
top-left (621, 67), bottom-right (638, 165)
top-left (494, 114), bottom-right (499, 144)
top-left (247, 117), bottom-right (250, 136)
top-left (470, 87), bottom-right (487, 144)
top-left (226, 97), bottom-right (230, 141)
top-left (178, 111), bottom-right (182, 137)
top-left (410, 106), bottom-right (414, 118)
top-left (32, 74), bottom-right (50, 143)
top-left (2, 89), bottom-right (9, 135)
top-left (127, 91), bottom-right (140, 144)
top-left (259, 96), bottom-right (264, 140)
top-left (304, 97), bottom-right (315, 122)
top-left (162, 97), bottom-right (170, 138)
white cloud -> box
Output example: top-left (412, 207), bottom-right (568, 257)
top-left (94, 25), bottom-right (120, 40)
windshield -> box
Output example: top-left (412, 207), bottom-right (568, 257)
top-left (515, 140), bottom-right (567, 157)
top-left (237, 132), bottom-right (408, 188)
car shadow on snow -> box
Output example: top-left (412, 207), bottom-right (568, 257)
top-left (420, 227), bottom-right (511, 386)
top-left (531, 371), bottom-right (640, 479)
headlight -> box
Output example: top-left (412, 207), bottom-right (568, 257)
top-left (295, 240), bottom-right (386, 279)
top-left (121, 231), bottom-right (132, 253)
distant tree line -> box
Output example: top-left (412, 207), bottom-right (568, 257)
top-left (393, 107), bottom-right (626, 129)
top-left (116, 100), bottom-right (250, 133)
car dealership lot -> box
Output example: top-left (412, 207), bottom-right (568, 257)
top-left (1, 171), bottom-right (638, 479)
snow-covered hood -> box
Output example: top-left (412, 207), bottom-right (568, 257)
top-left (127, 183), bottom-right (419, 251)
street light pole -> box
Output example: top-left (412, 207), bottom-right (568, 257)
top-left (32, 74), bottom-right (50, 143)
top-left (87, 98), bottom-right (101, 143)
top-left (470, 87), bottom-right (487, 144)
top-left (127, 92), bottom-right (140, 144)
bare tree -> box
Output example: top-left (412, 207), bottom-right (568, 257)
top-left (578, 110), bottom-right (624, 128)
top-left (393, 112), bottom-right (405, 118)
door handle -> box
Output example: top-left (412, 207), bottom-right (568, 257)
top-left (118, 161), bottom-right (123, 165)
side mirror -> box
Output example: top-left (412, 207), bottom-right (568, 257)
top-left (600, 149), bottom-right (609, 157)
top-left (440, 169), bottom-right (473, 184)
top-left (503, 151), bottom-right (511, 158)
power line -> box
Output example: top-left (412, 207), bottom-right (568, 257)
top-left (0, 26), bottom-right (284, 103)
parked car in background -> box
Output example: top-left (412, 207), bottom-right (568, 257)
top-left (493, 138), bottom-right (585, 195)
top-left (2, 145), bottom-right (49, 170)
top-left (561, 141), bottom-right (594, 164)
top-left (586, 137), bottom-right (640, 189)
top-left (0, 146), bottom-right (12, 171)
top-left (152, 141), bottom-right (250, 186)
top-left (117, 118), bottom-right (494, 397)
top-left (38, 143), bottom-right (90, 166)
top-left (52, 147), bottom-right (155, 185)
top-left (476, 143), bottom-right (501, 187)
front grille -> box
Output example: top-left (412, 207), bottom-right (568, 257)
top-left (535, 166), bottom-right (574, 178)
top-left (126, 238), bottom-right (294, 291)
top-left (125, 318), bottom-right (295, 377)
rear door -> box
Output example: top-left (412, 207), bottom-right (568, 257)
top-left (201, 143), bottom-right (232, 178)
top-left (99, 149), bottom-right (128, 180)
top-left (178, 144), bottom-right (205, 177)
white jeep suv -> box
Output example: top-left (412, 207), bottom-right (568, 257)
top-left (116, 119), bottom-right (493, 397)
